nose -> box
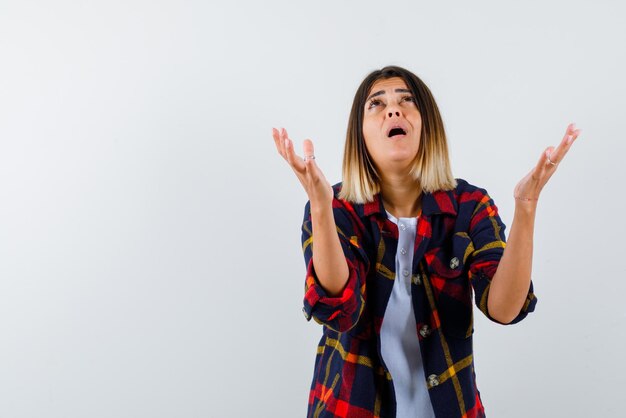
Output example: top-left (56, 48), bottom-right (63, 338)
top-left (386, 103), bottom-right (402, 119)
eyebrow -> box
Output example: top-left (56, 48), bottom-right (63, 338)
top-left (366, 88), bottom-right (412, 102)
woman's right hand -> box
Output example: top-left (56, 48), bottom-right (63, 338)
top-left (272, 127), bottom-right (334, 209)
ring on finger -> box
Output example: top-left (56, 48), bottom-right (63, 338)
top-left (304, 155), bottom-right (316, 161)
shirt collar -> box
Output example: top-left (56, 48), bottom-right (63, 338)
top-left (361, 188), bottom-right (458, 217)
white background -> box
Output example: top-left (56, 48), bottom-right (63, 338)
top-left (1, 1), bottom-right (624, 417)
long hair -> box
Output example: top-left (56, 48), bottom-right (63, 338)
top-left (338, 66), bottom-right (456, 203)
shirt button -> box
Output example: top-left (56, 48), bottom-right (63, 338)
top-left (402, 269), bottom-right (410, 277)
top-left (302, 307), bottom-right (311, 321)
top-left (428, 374), bottom-right (440, 387)
top-left (419, 325), bottom-right (431, 338)
top-left (450, 257), bottom-right (460, 269)
top-left (412, 274), bottom-right (421, 285)
top-left (400, 247), bottom-right (407, 255)
top-left (400, 223), bottom-right (407, 231)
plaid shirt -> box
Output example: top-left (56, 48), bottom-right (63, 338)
top-left (301, 179), bottom-right (537, 418)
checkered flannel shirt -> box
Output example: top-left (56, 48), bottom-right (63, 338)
top-left (301, 179), bottom-right (537, 418)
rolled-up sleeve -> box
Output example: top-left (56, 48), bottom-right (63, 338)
top-left (467, 190), bottom-right (537, 325)
top-left (301, 199), bottom-right (370, 333)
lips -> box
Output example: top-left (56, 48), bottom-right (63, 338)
top-left (386, 123), bottom-right (408, 138)
top-left (388, 127), bottom-right (406, 137)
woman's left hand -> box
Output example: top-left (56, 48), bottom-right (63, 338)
top-left (514, 123), bottom-right (581, 202)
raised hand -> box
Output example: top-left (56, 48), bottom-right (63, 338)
top-left (272, 127), bottom-right (334, 209)
top-left (514, 123), bottom-right (581, 202)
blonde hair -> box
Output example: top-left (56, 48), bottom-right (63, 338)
top-left (338, 66), bottom-right (456, 203)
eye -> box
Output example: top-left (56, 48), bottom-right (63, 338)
top-left (402, 95), bottom-right (416, 103)
top-left (367, 99), bottom-right (382, 109)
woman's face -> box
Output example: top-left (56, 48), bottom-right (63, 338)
top-left (362, 77), bottom-right (422, 174)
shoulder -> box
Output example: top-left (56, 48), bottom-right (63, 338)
top-left (449, 178), bottom-right (497, 209)
top-left (302, 182), bottom-right (368, 231)
top-left (331, 181), bottom-right (345, 198)
top-left (441, 178), bottom-right (498, 223)
top-left (330, 181), bottom-right (367, 216)
top-left (453, 178), bottom-right (503, 228)
top-left (453, 178), bottom-right (490, 198)
top-left (423, 179), bottom-right (493, 216)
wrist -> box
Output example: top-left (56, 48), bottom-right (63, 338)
top-left (513, 193), bottom-right (539, 212)
top-left (514, 198), bottom-right (538, 217)
top-left (310, 200), bottom-right (334, 216)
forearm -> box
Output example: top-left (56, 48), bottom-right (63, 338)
top-left (488, 201), bottom-right (537, 323)
top-left (310, 203), bottom-right (350, 297)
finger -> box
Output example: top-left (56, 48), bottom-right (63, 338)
top-left (280, 127), bottom-right (289, 157)
top-left (544, 146), bottom-right (559, 169)
top-left (550, 123), bottom-right (581, 164)
top-left (566, 122), bottom-right (582, 138)
top-left (303, 139), bottom-right (314, 162)
top-left (284, 131), bottom-right (306, 173)
top-left (533, 146), bottom-right (554, 173)
top-left (277, 127), bottom-right (289, 158)
top-left (303, 138), bottom-right (323, 172)
top-left (272, 127), bottom-right (286, 158)
top-left (568, 124), bottom-right (581, 144)
top-left (565, 123), bottom-right (581, 145)
top-left (301, 139), bottom-right (330, 193)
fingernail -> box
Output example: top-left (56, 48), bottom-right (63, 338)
top-left (284, 138), bottom-right (289, 148)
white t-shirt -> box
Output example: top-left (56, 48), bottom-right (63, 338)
top-left (380, 211), bottom-right (436, 418)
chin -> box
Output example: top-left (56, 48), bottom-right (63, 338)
top-left (379, 156), bottom-right (415, 170)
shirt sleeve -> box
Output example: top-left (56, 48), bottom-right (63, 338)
top-left (467, 190), bottom-right (538, 325)
top-left (301, 198), bottom-right (371, 333)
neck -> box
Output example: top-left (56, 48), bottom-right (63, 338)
top-left (379, 172), bottom-right (422, 218)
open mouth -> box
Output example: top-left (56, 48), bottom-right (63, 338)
top-left (388, 128), bottom-right (407, 138)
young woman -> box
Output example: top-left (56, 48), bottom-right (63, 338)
top-left (272, 66), bottom-right (580, 418)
